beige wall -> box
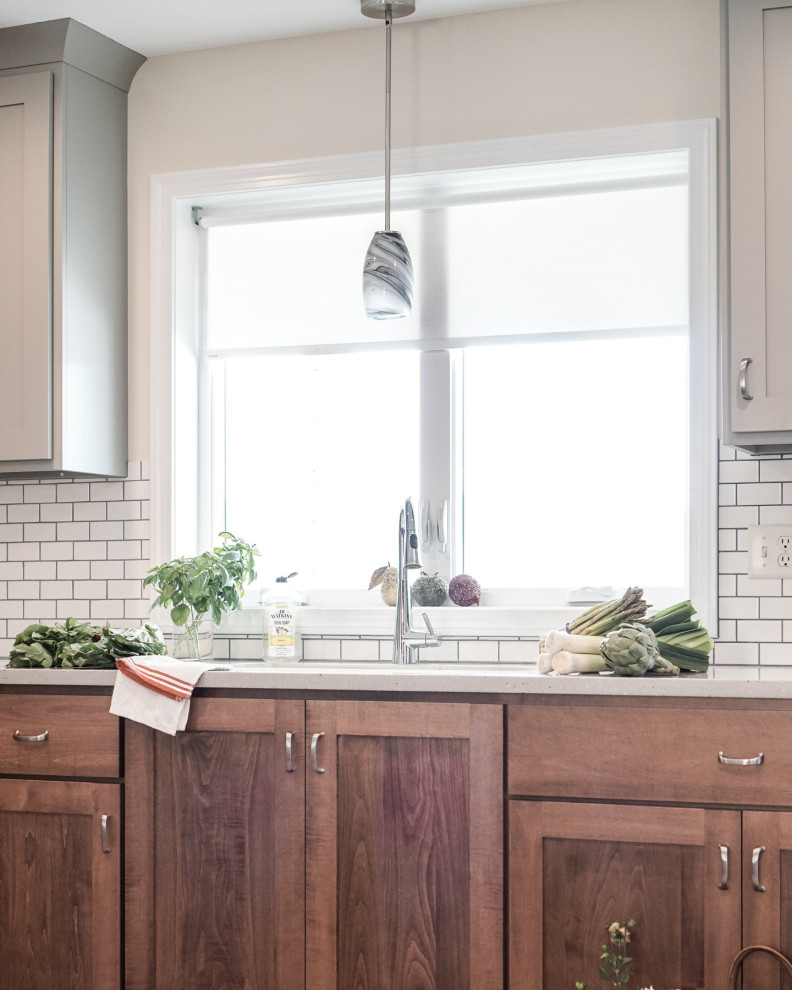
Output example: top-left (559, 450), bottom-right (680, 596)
top-left (127, 0), bottom-right (720, 459)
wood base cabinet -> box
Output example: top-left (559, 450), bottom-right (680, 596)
top-left (0, 779), bottom-right (121, 990)
top-left (125, 697), bottom-right (503, 990)
top-left (509, 800), bottom-right (741, 990)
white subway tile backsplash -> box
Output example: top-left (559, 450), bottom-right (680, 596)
top-left (23, 485), bottom-right (56, 504)
top-left (737, 483), bottom-right (782, 505)
top-left (40, 503), bottom-right (74, 522)
top-left (23, 523), bottom-right (56, 542)
top-left (90, 521), bottom-right (124, 541)
top-left (107, 501), bottom-right (141, 521)
top-left (737, 620), bottom-right (783, 642)
top-left (7, 504), bottom-right (39, 523)
top-left (74, 501), bottom-right (107, 521)
top-left (40, 543), bottom-right (74, 561)
top-left (56, 522), bottom-right (91, 541)
top-left (40, 581), bottom-right (74, 600)
top-left (719, 506), bottom-right (759, 528)
top-left (124, 480), bottom-right (149, 500)
top-left (720, 596), bottom-right (759, 619)
top-left (25, 562), bottom-right (57, 581)
top-left (3, 455), bottom-right (792, 670)
top-left (720, 460), bottom-right (759, 483)
top-left (56, 561), bottom-right (90, 581)
top-left (108, 540), bottom-right (141, 560)
top-left (719, 484), bottom-right (737, 507)
top-left (57, 483), bottom-right (90, 502)
top-left (760, 461), bottom-right (792, 483)
top-left (90, 482), bottom-right (124, 502)
top-left (91, 560), bottom-right (125, 580)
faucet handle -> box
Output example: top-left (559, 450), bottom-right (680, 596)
top-left (421, 611), bottom-right (440, 647)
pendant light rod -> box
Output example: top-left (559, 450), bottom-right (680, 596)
top-left (384, 12), bottom-right (392, 232)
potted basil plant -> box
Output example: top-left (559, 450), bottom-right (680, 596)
top-left (144, 531), bottom-right (260, 660)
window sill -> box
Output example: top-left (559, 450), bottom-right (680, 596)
top-left (216, 604), bottom-right (580, 639)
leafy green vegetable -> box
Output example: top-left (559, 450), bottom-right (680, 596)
top-left (7, 618), bottom-right (167, 669)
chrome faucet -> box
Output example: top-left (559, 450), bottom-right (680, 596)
top-left (393, 497), bottom-right (440, 663)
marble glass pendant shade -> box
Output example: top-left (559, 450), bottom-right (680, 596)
top-left (362, 1), bottom-right (415, 320)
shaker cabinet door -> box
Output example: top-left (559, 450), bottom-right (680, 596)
top-left (727, 1), bottom-right (792, 445)
top-left (510, 800), bottom-right (741, 990)
top-left (0, 778), bottom-right (121, 990)
top-left (305, 700), bottom-right (503, 990)
top-left (0, 71), bottom-right (52, 460)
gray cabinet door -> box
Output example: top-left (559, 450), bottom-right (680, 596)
top-left (727, 1), bottom-right (792, 447)
top-left (0, 71), bottom-right (52, 460)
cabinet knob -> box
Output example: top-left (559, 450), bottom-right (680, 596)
top-left (739, 357), bottom-right (754, 400)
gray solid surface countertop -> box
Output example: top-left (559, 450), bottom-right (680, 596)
top-left (1, 659), bottom-right (792, 699)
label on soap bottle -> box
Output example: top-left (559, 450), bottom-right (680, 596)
top-left (268, 605), bottom-right (296, 658)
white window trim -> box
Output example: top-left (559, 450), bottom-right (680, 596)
top-left (150, 119), bottom-right (719, 639)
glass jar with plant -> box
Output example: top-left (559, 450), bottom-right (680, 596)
top-left (144, 532), bottom-right (260, 661)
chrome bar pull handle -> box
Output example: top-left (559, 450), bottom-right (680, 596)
top-left (718, 751), bottom-right (764, 766)
top-left (719, 844), bottom-right (729, 890)
top-left (436, 498), bottom-right (448, 553)
top-left (739, 357), bottom-right (754, 400)
top-left (285, 732), bottom-right (295, 772)
top-left (752, 845), bottom-right (767, 892)
top-left (13, 729), bottom-right (49, 742)
top-left (101, 814), bottom-right (110, 854)
top-left (420, 499), bottom-right (432, 549)
top-left (310, 732), bottom-right (326, 774)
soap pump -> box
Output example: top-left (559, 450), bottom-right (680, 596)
top-left (261, 572), bottom-right (303, 662)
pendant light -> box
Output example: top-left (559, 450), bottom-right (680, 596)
top-left (361, 0), bottom-right (416, 320)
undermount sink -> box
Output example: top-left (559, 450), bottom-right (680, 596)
top-left (228, 660), bottom-right (537, 672)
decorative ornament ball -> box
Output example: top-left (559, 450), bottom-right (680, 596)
top-left (448, 573), bottom-right (481, 607)
top-left (411, 572), bottom-right (449, 607)
top-left (380, 566), bottom-right (398, 606)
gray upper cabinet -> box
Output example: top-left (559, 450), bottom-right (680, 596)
top-left (725, 1), bottom-right (792, 451)
top-left (0, 20), bottom-right (144, 476)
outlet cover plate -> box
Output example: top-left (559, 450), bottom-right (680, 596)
top-left (747, 524), bottom-right (792, 578)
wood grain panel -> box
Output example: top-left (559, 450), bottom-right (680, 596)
top-left (0, 778), bottom-right (121, 990)
top-left (508, 704), bottom-right (792, 806)
top-left (186, 696), bottom-right (277, 732)
top-left (0, 694), bottom-right (119, 777)
top-left (153, 731), bottom-right (281, 989)
top-left (125, 701), bottom-right (305, 990)
top-left (337, 735), bottom-right (470, 990)
top-left (743, 811), bottom-right (792, 990)
top-left (510, 801), bottom-right (741, 990)
top-left (306, 701), bottom-right (502, 990)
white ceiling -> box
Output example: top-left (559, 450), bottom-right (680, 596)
top-left (0, 0), bottom-right (570, 57)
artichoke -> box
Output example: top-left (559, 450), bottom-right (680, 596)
top-left (600, 622), bottom-right (659, 676)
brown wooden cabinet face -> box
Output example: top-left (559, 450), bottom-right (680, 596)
top-left (306, 701), bottom-right (503, 990)
top-left (510, 801), bottom-right (741, 990)
top-left (125, 699), bottom-right (305, 990)
top-left (743, 811), bottom-right (792, 989)
top-left (0, 778), bottom-right (120, 990)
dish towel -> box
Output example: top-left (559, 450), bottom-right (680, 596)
top-left (110, 656), bottom-right (232, 735)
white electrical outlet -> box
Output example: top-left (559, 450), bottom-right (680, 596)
top-left (747, 525), bottom-right (792, 577)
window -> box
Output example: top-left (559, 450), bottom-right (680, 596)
top-left (152, 122), bottom-right (717, 633)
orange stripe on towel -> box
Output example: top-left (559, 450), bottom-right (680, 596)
top-left (116, 657), bottom-right (194, 701)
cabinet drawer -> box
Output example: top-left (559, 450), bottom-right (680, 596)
top-left (508, 704), bottom-right (792, 807)
top-left (0, 695), bottom-right (119, 778)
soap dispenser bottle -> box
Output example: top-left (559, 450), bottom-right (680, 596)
top-left (261, 572), bottom-right (303, 662)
